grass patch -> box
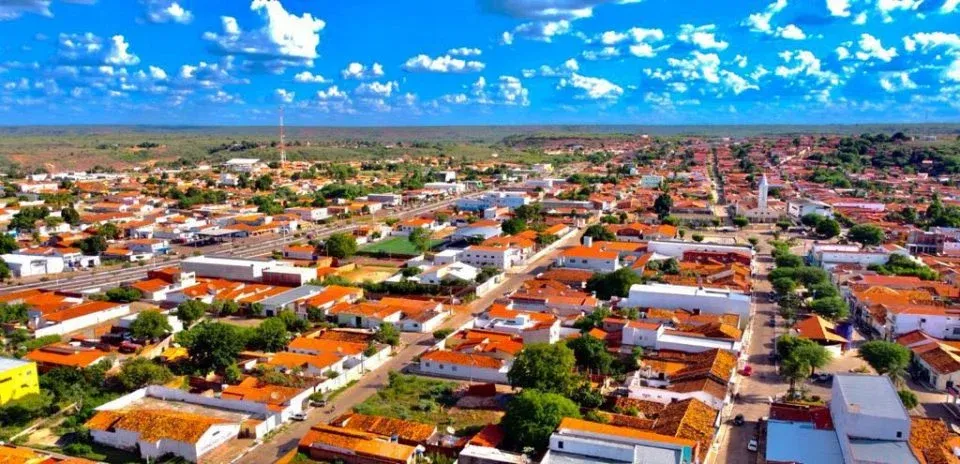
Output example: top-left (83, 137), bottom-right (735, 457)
top-left (359, 236), bottom-right (443, 256)
top-left (353, 372), bottom-right (502, 432)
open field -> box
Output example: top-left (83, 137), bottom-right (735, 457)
top-left (352, 372), bottom-right (503, 433)
top-left (359, 236), bottom-right (442, 256)
top-left (335, 264), bottom-right (401, 284)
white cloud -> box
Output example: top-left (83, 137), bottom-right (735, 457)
top-left (742, 0), bottom-right (806, 40)
top-left (0, 0), bottom-right (97, 21)
top-left (855, 33), bottom-right (897, 62)
top-left (207, 90), bottom-right (242, 104)
top-left (175, 58), bottom-right (248, 89)
top-left (902, 32), bottom-right (960, 53)
top-left (879, 71), bottom-right (917, 91)
top-left (294, 71), bottom-right (329, 84)
top-left (943, 0), bottom-right (960, 13)
top-left (440, 75), bottom-right (529, 106)
top-left (142, 0), bottom-right (192, 24)
top-left (204, 0), bottom-right (325, 64)
top-left (599, 30), bottom-right (629, 45)
top-left (582, 47), bottom-right (621, 60)
top-left (355, 81), bottom-right (398, 98)
top-left (774, 49), bottom-right (840, 85)
top-left (678, 24), bottom-right (728, 50)
top-left (402, 54), bottom-right (485, 73)
top-left (719, 70), bottom-right (759, 94)
top-left (836, 46), bottom-right (851, 60)
top-left (557, 73), bottom-right (624, 100)
top-left (496, 76), bottom-right (529, 105)
top-left (522, 58), bottom-right (579, 77)
top-left (275, 88), bottom-right (295, 103)
top-left (57, 33), bottom-right (140, 67)
top-left (448, 47), bottom-right (482, 56)
top-left (316, 85), bottom-right (348, 100)
top-left (148, 65), bottom-right (167, 80)
top-left (667, 51), bottom-right (721, 83)
top-left (733, 55), bottom-right (748, 68)
top-left (482, 0), bottom-right (641, 21)
top-left (500, 31), bottom-right (514, 45)
top-left (511, 20), bottom-right (571, 42)
top-left (341, 62), bottom-right (385, 79)
top-left (827, 0), bottom-right (851, 17)
top-left (876, 0), bottom-right (922, 22)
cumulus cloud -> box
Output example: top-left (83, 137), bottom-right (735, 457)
top-left (480, 0), bottom-right (641, 21)
top-left (876, 0), bottom-right (922, 22)
top-left (57, 33), bottom-right (140, 66)
top-left (827, 0), bottom-right (851, 17)
top-left (441, 75), bottom-right (529, 106)
top-left (142, 0), bottom-right (192, 24)
top-left (448, 47), bottom-right (482, 56)
top-left (588, 27), bottom-right (665, 58)
top-left (743, 0), bottom-right (806, 40)
top-left (316, 85), bottom-right (348, 100)
top-left (275, 88), bottom-right (295, 103)
top-left (403, 54), bottom-right (485, 73)
top-left (557, 73), bottom-right (623, 100)
top-left (677, 24), bottom-right (728, 50)
top-left (667, 51), bottom-right (721, 83)
top-left (0, 0), bottom-right (98, 21)
top-left (774, 49), bottom-right (840, 85)
top-left (522, 58), bottom-right (579, 77)
top-left (509, 20), bottom-right (572, 42)
top-left (355, 81), bottom-right (399, 98)
top-left (203, 0), bottom-right (324, 66)
top-left (341, 62), bottom-right (384, 79)
top-left (879, 71), bottom-right (917, 91)
top-left (943, 0), bottom-right (960, 13)
top-left (855, 33), bottom-right (897, 62)
top-left (902, 32), bottom-right (960, 53)
top-left (293, 71), bottom-right (329, 84)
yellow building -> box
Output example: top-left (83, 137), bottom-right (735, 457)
top-left (0, 358), bottom-right (40, 405)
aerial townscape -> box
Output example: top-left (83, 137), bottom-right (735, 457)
top-left (3, 1), bottom-right (960, 464)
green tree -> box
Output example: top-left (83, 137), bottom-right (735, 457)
top-left (733, 215), bottom-right (749, 229)
top-left (0, 234), bottom-right (18, 254)
top-left (777, 335), bottom-right (831, 395)
top-left (501, 218), bottom-right (528, 235)
top-left (775, 253), bottom-right (804, 269)
top-left (771, 277), bottom-right (797, 296)
top-left (176, 300), bottom-right (209, 326)
top-left (586, 268), bottom-right (640, 300)
top-left (501, 390), bottom-right (581, 451)
top-left (858, 340), bottom-right (911, 385)
top-left (105, 287), bottom-right (141, 303)
top-left (508, 343), bottom-right (578, 395)
top-left (78, 235), bottom-right (108, 256)
top-left (61, 207), bottom-right (81, 226)
top-left (0, 259), bottom-right (10, 281)
top-left (567, 335), bottom-right (614, 375)
top-left (583, 224), bottom-right (616, 242)
top-left (252, 317), bottom-right (289, 352)
top-left (277, 310), bottom-right (309, 332)
top-left (809, 296), bottom-right (849, 320)
top-left (801, 213), bottom-right (825, 228)
top-left (898, 389), bottom-right (919, 409)
top-left (179, 322), bottom-right (251, 372)
top-left (653, 193), bottom-right (673, 219)
top-left (691, 233), bottom-right (704, 242)
top-left (374, 322), bottom-right (400, 346)
top-left (117, 358), bottom-right (174, 390)
top-left (816, 218), bottom-right (841, 238)
top-left (848, 224), bottom-right (885, 246)
top-left (254, 174), bottom-right (274, 191)
top-left (408, 227), bottom-right (432, 253)
top-left (129, 310), bottom-right (172, 341)
top-left (776, 218), bottom-right (792, 231)
top-left (323, 233), bottom-right (357, 259)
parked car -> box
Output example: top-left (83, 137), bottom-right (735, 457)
top-left (310, 399), bottom-right (327, 407)
top-left (747, 439), bottom-right (759, 452)
top-left (291, 412), bottom-right (308, 421)
top-left (733, 414), bottom-right (745, 426)
top-left (739, 365), bottom-right (753, 377)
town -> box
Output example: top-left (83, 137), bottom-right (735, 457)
top-left (2, 130), bottom-right (960, 464)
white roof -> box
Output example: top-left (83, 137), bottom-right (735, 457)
top-left (628, 283), bottom-right (750, 301)
top-left (1, 254), bottom-right (64, 265)
top-left (0, 357), bottom-right (33, 371)
top-left (224, 158), bottom-right (260, 165)
top-left (834, 374), bottom-right (908, 421)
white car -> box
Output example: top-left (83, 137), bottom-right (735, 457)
top-left (291, 412), bottom-right (308, 421)
top-left (747, 439), bottom-right (759, 452)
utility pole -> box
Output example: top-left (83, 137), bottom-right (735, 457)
top-left (279, 106), bottom-right (286, 166)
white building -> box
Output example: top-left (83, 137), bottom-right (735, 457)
top-left (461, 245), bottom-right (521, 271)
top-left (809, 243), bottom-right (911, 270)
top-left (554, 245), bottom-right (620, 272)
top-left (0, 254), bottom-right (65, 277)
top-left (622, 283), bottom-right (751, 327)
top-left (180, 255), bottom-right (276, 282)
top-left (788, 199), bottom-right (834, 219)
top-left (831, 374), bottom-right (916, 464)
top-left (419, 350), bottom-right (510, 384)
top-left (223, 158), bottom-right (261, 173)
top-left (542, 418), bottom-right (699, 464)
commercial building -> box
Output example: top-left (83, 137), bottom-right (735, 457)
top-left (621, 283), bottom-right (751, 326)
top-left (0, 358), bottom-right (39, 405)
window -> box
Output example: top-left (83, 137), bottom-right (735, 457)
top-left (558, 441), bottom-right (564, 449)
top-left (452, 366), bottom-right (458, 372)
top-left (896, 431), bottom-right (902, 438)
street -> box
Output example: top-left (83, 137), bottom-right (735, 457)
top-left (235, 229), bottom-right (585, 463)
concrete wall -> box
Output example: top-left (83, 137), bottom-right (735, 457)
top-left (34, 304), bottom-right (131, 337)
top-left (419, 359), bottom-right (509, 383)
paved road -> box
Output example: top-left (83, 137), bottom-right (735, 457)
top-left (236, 230), bottom-right (585, 464)
top-left (1, 193), bottom-right (480, 295)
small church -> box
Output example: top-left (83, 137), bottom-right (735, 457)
top-left (736, 173), bottom-right (784, 223)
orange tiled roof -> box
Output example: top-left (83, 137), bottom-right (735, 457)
top-left (299, 424), bottom-right (415, 464)
top-left (330, 413), bottom-right (436, 443)
top-left (25, 344), bottom-right (107, 368)
top-left (793, 315), bottom-right (848, 343)
top-left (421, 350), bottom-right (503, 369)
top-left (556, 417), bottom-right (697, 448)
top-left (85, 408), bottom-right (230, 444)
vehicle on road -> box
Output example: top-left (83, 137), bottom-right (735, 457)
top-left (747, 439), bottom-right (759, 452)
top-left (291, 412), bottom-right (307, 421)
top-left (733, 414), bottom-right (745, 426)
top-left (739, 365), bottom-right (753, 376)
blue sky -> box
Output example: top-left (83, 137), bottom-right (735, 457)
top-left (0, 0), bottom-right (958, 125)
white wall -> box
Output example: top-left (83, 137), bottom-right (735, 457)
top-left (419, 358), bottom-right (509, 383)
top-left (34, 304), bottom-right (131, 337)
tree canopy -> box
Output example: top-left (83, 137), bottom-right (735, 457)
top-left (175, 300), bottom-right (208, 326)
top-left (501, 389), bottom-right (581, 451)
top-left (508, 343), bottom-right (578, 395)
top-left (858, 340), bottom-right (910, 384)
top-left (323, 233), bottom-right (358, 259)
top-left (847, 224), bottom-right (885, 246)
top-left (129, 310), bottom-right (172, 341)
top-left (586, 268), bottom-right (641, 300)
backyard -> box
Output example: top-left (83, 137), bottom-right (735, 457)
top-left (352, 372), bottom-right (503, 434)
top-left (359, 236), bottom-right (443, 257)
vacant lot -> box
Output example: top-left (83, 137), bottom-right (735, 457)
top-left (353, 372), bottom-right (503, 433)
top-left (359, 236), bottom-right (442, 256)
top-left (336, 265), bottom-right (400, 284)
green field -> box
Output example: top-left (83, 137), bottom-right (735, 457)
top-left (359, 236), bottom-right (443, 256)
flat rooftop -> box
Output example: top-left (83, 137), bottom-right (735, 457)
top-left (834, 374), bottom-right (908, 421)
top-left (766, 420), bottom-right (843, 464)
top-left (111, 395), bottom-right (252, 423)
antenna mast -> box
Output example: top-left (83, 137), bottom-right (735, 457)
top-left (279, 106), bottom-right (286, 165)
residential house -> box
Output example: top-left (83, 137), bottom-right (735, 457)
top-left (0, 358), bottom-right (39, 406)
